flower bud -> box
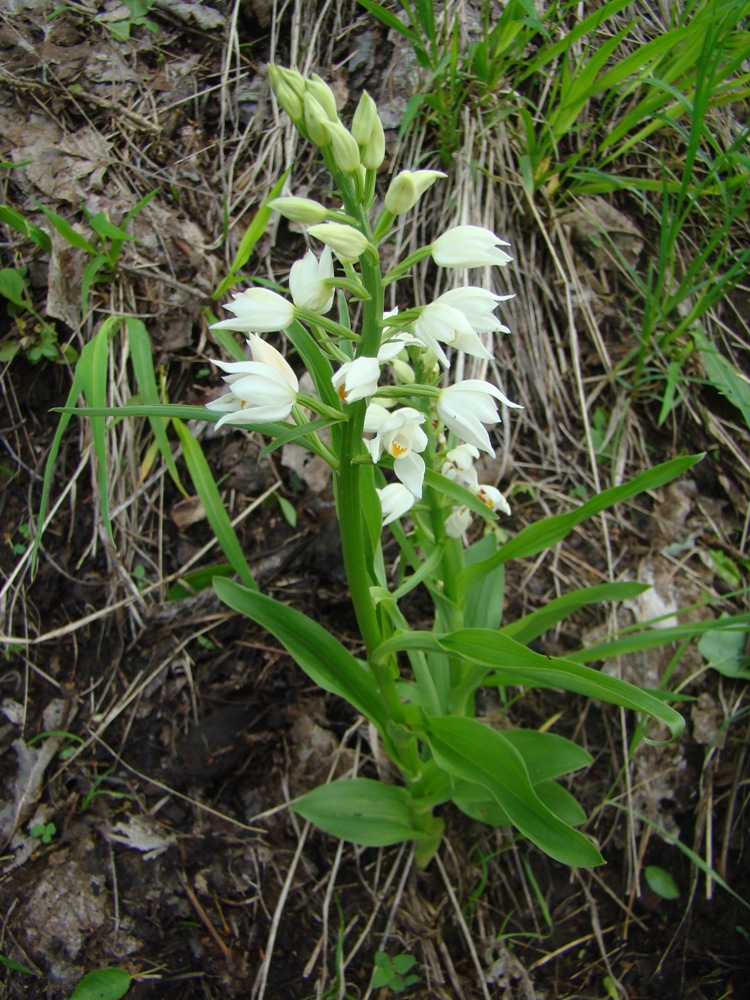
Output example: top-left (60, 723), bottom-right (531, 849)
top-left (352, 92), bottom-right (385, 170)
top-left (385, 169), bottom-right (446, 215)
top-left (307, 74), bottom-right (339, 121)
top-left (268, 64), bottom-right (305, 122)
top-left (391, 359), bottom-right (415, 384)
top-left (324, 120), bottom-right (361, 173)
top-left (268, 196), bottom-right (329, 224)
top-left (304, 93), bottom-right (332, 147)
top-left (307, 222), bottom-right (369, 262)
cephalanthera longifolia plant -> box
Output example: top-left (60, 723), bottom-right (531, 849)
top-left (45, 67), bottom-right (719, 868)
top-left (199, 65), bottom-right (692, 868)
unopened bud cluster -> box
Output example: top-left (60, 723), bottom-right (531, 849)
top-left (207, 66), bottom-right (520, 537)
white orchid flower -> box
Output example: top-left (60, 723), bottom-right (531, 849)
top-left (376, 482), bottom-right (416, 526)
top-left (289, 246), bottom-right (335, 314)
top-left (431, 226), bottom-right (512, 269)
top-left (211, 288), bottom-right (295, 334)
top-left (437, 380), bottom-right (521, 455)
top-left (367, 406), bottom-right (428, 497)
top-left (332, 355), bottom-right (380, 404)
top-left (474, 483), bottom-right (511, 516)
top-left (445, 506), bottom-right (473, 538)
top-left (441, 444), bottom-right (480, 488)
top-left (415, 297), bottom-right (495, 367)
top-left (437, 287), bottom-right (513, 333)
top-left (206, 335), bottom-right (299, 427)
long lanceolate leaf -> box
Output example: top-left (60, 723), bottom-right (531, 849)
top-left (457, 454), bottom-right (704, 596)
top-left (424, 716), bottom-right (604, 867)
top-left (214, 579), bottom-right (388, 732)
top-left (172, 420), bottom-right (257, 591)
top-left (125, 318), bottom-right (186, 493)
top-left (32, 316), bottom-right (123, 572)
top-left (374, 630), bottom-right (684, 742)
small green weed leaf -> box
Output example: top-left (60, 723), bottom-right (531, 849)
top-left (694, 327), bottom-right (750, 431)
top-left (706, 548), bottom-right (743, 589)
top-left (0, 205), bottom-right (52, 253)
top-left (214, 580), bottom-right (387, 730)
top-left (81, 254), bottom-right (111, 313)
top-left (0, 955), bottom-right (37, 975)
top-left (167, 563), bottom-right (234, 601)
top-left (87, 212), bottom-right (136, 242)
top-left (67, 967), bottom-right (132, 1000)
top-left (0, 267), bottom-right (31, 308)
top-left (425, 716), bottom-right (603, 867)
top-left (276, 494), bottom-right (297, 527)
top-left (36, 204), bottom-right (98, 254)
top-left (292, 778), bottom-right (433, 846)
top-left (356, 0), bottom-right (419, 40)
top-left (172, 420), bottom-right (257, 590)
top-left (698, 623), bottom-right (750, 680)
top-left (644, 865), bottom-right (680, 900)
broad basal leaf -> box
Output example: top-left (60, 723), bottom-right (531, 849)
top-left (292, 778), bottom-right (435, 846)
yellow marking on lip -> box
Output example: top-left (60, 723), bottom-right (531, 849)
top-left (389, 441), bottom-right (408, 457)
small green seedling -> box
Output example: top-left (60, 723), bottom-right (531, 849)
top-left (30, 822), bottom-right (57, 844)
top-left (644, 864), bottom-right (680, 900)
top-left (371, 951), bottom-right (419, 993)
top-left (67, 967), bottom-right (132, 1000)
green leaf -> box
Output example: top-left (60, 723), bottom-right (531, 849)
top-left (167, 563), bottom-right (234, 600)
top-left (568, 613), bottom-right (750, 666)
top-left (500, 729), bottom-right (592, 782)
top-left (213, 169), bottom-right (290, 300)
top-left (694, 327), bottom-right (750, 431)
top-left (457, 454), bottom-right (704, 596)
top-left (425, 716), bottom-right (603, 866)
top-left (375, 629), bottom-right (684, 742)
top-left (81, 254), bottom-right (111, 313)
top-left (501, 582), bottom-right (651, 645)
top-left (0, 267), bottom-right (31, 307)
top-left (644, 865), bottom-right (680, 900)
top-left (356, 0), bottom-right (419, 40)
top-left (463, 533), bottom-right (505, 630)
top-left (87, 212), bottom-right (136, 242)
top-left (36, 204), bottom-right (98, 255)
top-left (172, 420), bottom-right (257, 590)
top-left (0, 954), bottom-right (37, 975)
top-left (0, 205), bottom-right (52, 253)
top-left (424, 467), bottom-right (501, 521)
top-left (68, 967), bottom-right (132, 1000)
top-left (125, 318), bottom-right (185, 494)
top-left (214, 580), bottom-right (387, 730)
top-left (291, 778), bottom-right (434, 846)
top-left (698, 623), bottom-right (750, 679)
